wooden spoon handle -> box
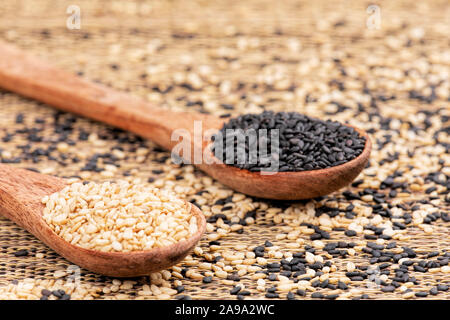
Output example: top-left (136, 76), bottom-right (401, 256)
top-left (0, 41), bottom-right (220, 151)
top-left (0, 164), bottom-right (65, 231)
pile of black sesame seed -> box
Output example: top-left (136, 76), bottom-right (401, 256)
top-left (212, 111), bottom-right (366, 172)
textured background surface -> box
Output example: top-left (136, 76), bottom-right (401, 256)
top-left (0, 0), bottom-right (448, 299)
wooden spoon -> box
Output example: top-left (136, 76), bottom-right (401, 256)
top-left (0, 41), bottom-right (371, 200)
top-left (0, 164), bottom-right (206, 277)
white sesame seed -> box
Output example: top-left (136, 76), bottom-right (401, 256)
top-left (346, 262), bottom-right (356, 273)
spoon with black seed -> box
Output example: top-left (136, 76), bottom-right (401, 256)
top-left (0, 41), bottom-right (371, 200)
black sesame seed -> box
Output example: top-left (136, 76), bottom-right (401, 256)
top-left (401, 260), bottom-right (414, 266)
top-left (15, 113), bottom-right (24, 124)
top-left (311, 292), bottom-right (324, 299)
top-left (345, 230), bottom-right (357, 237)
top-left (338, 281), bottom-right (348, 290)
top-left (415, 291), bottom-right (428, 297)
top-left (429, 287), bottom-right (439, 295)
top-left (296, 289), bottom-right (306, 296)
top-left (379, 263), bottom-right (391, 269)
top-left (393, 222), bottom-right (406, 229)
top-left (230, 286), bottom-right (241, 295)
top-left (41, 289), bottom-right (51, 296)
top-left (367, 242), bottom-right (384, 250)
top-left (437, 284), bottom-right (448, 291)
top-left (386, 242), bottom-right (397, 249)
top-left (13, 249), bottom-right (29, 257)
top-left (176, 285), bottom-right (185, 293)
top-left (52, 289), bottom-right (64, 298)
top-left (413, 265), bottom-right (427, 273)
top-left (267, 286), bottom-right (277, 293)
top-left (227, 274), bottom-right (240, 282)
top-left (427, 251), bottom-right (439, 258)
top-left (425, 186), bottom-right (437, 194)
top-left (264, 240), bottom-right (274, 247)
top-left (381, 285), bottom-right (396, 292)
top-left (311, 280), bottom-right (321, 288)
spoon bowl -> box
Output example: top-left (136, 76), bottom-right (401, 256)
top-left (200, 126), bottom-right (371, 200)
top-left (0, 165), bottom-right (206, 277)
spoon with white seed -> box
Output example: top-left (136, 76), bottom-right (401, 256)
top-left (0, 164), bottom-right (206, 277)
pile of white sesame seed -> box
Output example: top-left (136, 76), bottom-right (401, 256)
top-left (42, 181), bottom-right (198, 252)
